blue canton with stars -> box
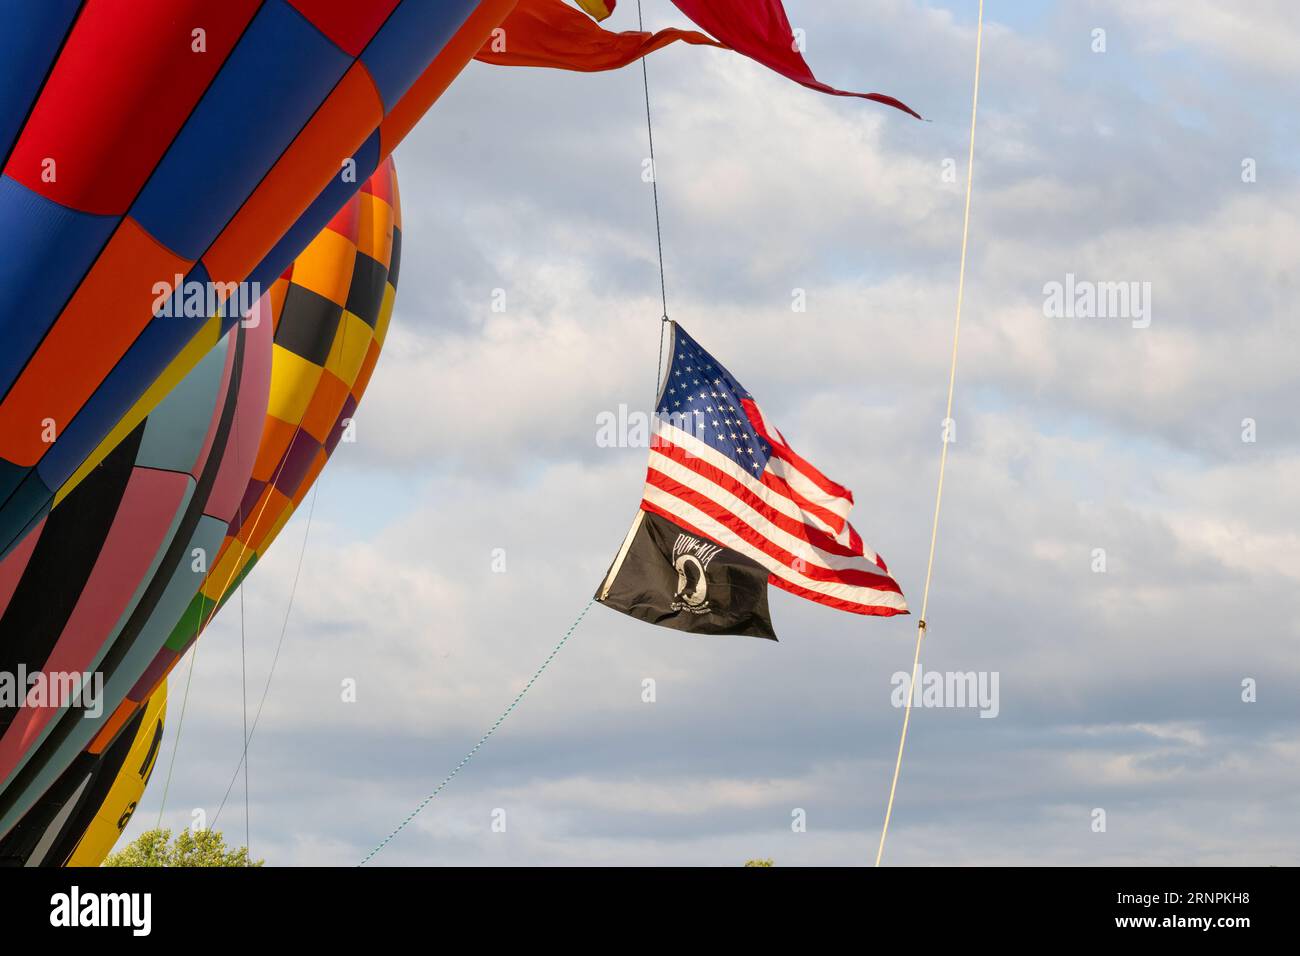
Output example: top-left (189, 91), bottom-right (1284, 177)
top-left (656, 324), bottom-right (773, 475)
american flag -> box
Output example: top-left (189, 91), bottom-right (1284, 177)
top-left (642, 323), bottom-right (908, 617)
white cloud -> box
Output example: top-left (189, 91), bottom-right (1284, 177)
top-left (126, 0), bottom-right (1299, 866)
top-left (1105, 0), bottom-right (1300, 75)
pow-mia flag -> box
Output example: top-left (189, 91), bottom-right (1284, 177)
top-left (596, 510), bottom-right (777, 640)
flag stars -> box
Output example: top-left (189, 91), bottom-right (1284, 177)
top-left (662, 336), bottom-right (778, 476)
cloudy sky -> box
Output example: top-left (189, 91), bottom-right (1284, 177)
top-left (129, 0), bottom-right (1300, 866)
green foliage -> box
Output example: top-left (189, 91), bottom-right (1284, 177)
top-left (103, 827), bottom-right (264, 868)
top-left (743, 858), bottom-right (774, 867)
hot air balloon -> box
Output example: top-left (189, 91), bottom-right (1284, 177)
top-left (0, 0), bottom-right (515, 564)
top-left (0, 157), bottom-right (402, 860)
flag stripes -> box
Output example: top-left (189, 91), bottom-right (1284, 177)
top-left (645, 417), bottom-right (906, 616)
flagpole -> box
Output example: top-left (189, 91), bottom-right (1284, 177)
top-left (875, 0), bottom-right (985, 868)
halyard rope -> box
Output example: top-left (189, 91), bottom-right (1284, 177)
top-left (638, 0), bottom-right (672, 396)
top-left (638, 0), bottom-right (669, 326)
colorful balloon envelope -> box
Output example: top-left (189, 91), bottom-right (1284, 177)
top-left (0, 312), bottom-right (272, 852)
top-left (0, 0), bottom-right (514, 562)
top-left (0, 157), bottom-right (402, 862)
top-left (0, 682), bottom-right (166, 868)
top-left (192, 157), bottom-right (403, 625)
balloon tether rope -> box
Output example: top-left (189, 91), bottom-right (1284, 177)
top-left (874, 0), bottom-right (984, 868)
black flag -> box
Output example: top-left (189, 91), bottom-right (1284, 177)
top-left (596, 510), bottom-right (777, 640)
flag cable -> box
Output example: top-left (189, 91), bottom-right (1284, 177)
top-left (638, 0), bottom-right (671, 390)
top-left (874, 0), bottom-right (984, 867)
top-left (638, 0), bottom-right (669, 324)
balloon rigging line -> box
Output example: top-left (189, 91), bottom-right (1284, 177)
top-left (213, 283), bottom-right (354, 833)
top-left (155, 307), bottom-right (284, 838)
top-left (235, 303), bottom-right (259, 856)
top-left (874, 0), bottom-right (984, 868)
top-left (210, 480), bottom-right (321, 832)
top-left (155, 638), bottom-right (198, 830)
top-left (358, 599), bottom-right (596, 866)
top-left (239, 553), bottom-right (250, 854)
top-left (165, 239), bottom-right (364, 844)
top-left (179, 316), bottom-right (334, 838)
